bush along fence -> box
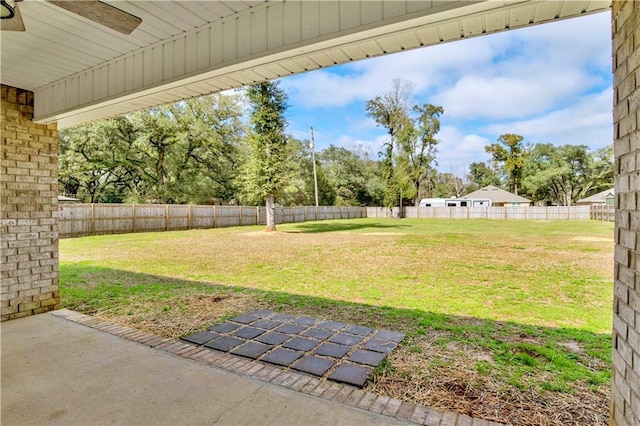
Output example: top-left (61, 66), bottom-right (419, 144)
top-left (59, 204), bottom-right (366, 238)
top-left (366, 205), bottom-right (597, 220)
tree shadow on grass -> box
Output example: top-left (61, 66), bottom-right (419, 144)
top-left (284, 221), bottom-right (409, 234)
top-left (59, 263), bottom-right (611, 363)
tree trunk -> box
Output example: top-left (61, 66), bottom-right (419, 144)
top-left (265, 195), bottom-right (277, 232)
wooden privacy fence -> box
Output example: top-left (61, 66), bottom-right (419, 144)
top-left (590, 205), bottom-right (615, 221)
top-left (366, 205), bottom-right (593, 220)
top-left (59, 204), bottom-right (366, 238)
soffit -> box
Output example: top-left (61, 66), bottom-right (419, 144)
top-left (0, 1), bottom-right (611, 128)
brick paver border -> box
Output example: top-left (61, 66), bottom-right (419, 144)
top-left (51, 309), bottom-right (504, 426)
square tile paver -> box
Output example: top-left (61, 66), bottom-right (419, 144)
top-left (252, 319), bottom-right (282, 330)
top-left (231, 341), bottom-right (272, 359)
top-left (301, 328), bottom-right (334, 340)
top-left (348, 349), bottom-right (387, 367)
top-left (374, 329), bottom-right (405, 343)
top-left (315, 342), bottom-right (351, 358)
top-left (363, 338), bottom-right (397, 353)
top-left (283, 337), bottom-right (320, 351)
top-left (276, 323), bottom-right (307, 335)
top-left (255, 331), bottom-right (290, 345)
top-left (204, 336), bottom-right (245, 352)
top-left (233, 326), bottom-right (265, 339)
top-left (271, 313), bottom-right (295, 321)
top-left (328, 364), bottom-right (373, 388)
top-left (292, 355), bottom-right (336, 376)
top-left (208, 322), bottom-right (241, 333)
top-left (346, 325), bottom-right (374, 336)
top-left (261, 348), bottom-right (303, 366)
top-left (329, 333), bottom-right (364, 346)
top-left (251, 309), bottom-right (275, 318)
top-left (290, 316), bottom-right (318, 326)
top-left (229, 314), bottom-right (260, 324)
top-left (317, 320), bottom-right (347, 331)
top-left (181, 330), bottom-right (220, 345)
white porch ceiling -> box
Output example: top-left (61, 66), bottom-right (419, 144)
top-left (0, 0), bottom-right (610, 129)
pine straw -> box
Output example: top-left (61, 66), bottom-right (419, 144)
top-left (93, 293), bottom-right (266, 339)
top-left (369, 334), bottom-right (610, 426)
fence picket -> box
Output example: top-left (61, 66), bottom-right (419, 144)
top-left (59, 204), bottom-right (367, 238)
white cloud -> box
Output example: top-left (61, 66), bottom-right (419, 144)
top-left (334, 134), bottom-right (389, 158)
top-left (436, 127), bottom-right (492, 172)
top-left (281, 26), bottom-right (501, 109)
top-left (481, 88), bottom-right (613, 149)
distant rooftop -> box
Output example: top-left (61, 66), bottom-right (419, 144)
top-left (463, 185), bottom-right (531, 204)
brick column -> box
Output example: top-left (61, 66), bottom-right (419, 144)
top-left (612, 1), bottom-right (640, 425)
top-left (1, 84), bottom-right (60, 320)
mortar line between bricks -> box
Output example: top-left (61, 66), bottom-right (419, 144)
top-left (48, 310), bottom-right (504, 426)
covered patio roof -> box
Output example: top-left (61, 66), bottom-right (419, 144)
top-left (0, 0), bottom-right (610, 129)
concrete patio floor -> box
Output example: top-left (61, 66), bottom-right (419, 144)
top-left (1, 311), bottom-right (501, 426)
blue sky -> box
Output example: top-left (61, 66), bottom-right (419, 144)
top-left (277, 11), bottom-right (613, 176)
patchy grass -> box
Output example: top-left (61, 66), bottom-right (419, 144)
top-left (60, 219), bottom-right (614, 425)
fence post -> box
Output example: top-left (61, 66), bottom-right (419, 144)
top-left (239, 206), bottom-right (243, 226)
top-left (188, 204), bottom-right (192, 230)
top-left (91, 203), bottom-right (96, 235)
top-left (132, 204), bottom-right (136, 233)
top-left (213, 206), bottom-right (217, 228)
top-left (165, 204), bottom-right (169, 231)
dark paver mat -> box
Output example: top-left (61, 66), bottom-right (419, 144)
top-left (293, 355), bottom-right (336, 376)
top-left (329, 364), bottom-right (373, 387)
top-left (261, 348), bottom-right (304, 366)
top-left (181, 310), bottom-right (406, 388)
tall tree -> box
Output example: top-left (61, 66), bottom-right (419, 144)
top-left (238, 81), bottom-right (290, 231)
top-left (366, 79), bottom-right (444, 207)
top-left (485, 133), bottom-right (526, 195)
top-left (402, 104), bottom-right (443, 205)
top-left (582, 145), bottom-right (614, 196)
top-left (58, 117), bottom-right (142, 202)
top-left (467, 162), bottom-right (501, 191)
top-left (59, 93), bottom-right (245, 204)
top-left (319, 145), bottom-right (381, 206)
top-left (276, 138), bottom-right (336, 206)
top-left (522, 143), bottom-right (597, 206)
top-left (435, 172), bottom-right (468, 198)
top-left (365, 79), bottom-right (414, 208)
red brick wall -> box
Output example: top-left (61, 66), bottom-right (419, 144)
top-left (1, 84), bottom-right (60, 320)
top-left (612, 1), bottom-right (640, 425)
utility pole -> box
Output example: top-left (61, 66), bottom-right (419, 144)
top-left (310, 127), bottom-right (319, 207)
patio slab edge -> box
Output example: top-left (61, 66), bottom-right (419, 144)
top-left (50, 309), bottom-right (504, 426)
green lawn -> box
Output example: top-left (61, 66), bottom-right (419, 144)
top-left (59, 218), bottom-right (614, 425)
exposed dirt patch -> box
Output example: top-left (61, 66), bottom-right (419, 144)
top-left (558, 340), bottom-right (585, 354)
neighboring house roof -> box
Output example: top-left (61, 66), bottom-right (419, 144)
top-left (577, 188), bottom-right (614, 204)
top-left (463, 185), bottom-right (531, 204)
